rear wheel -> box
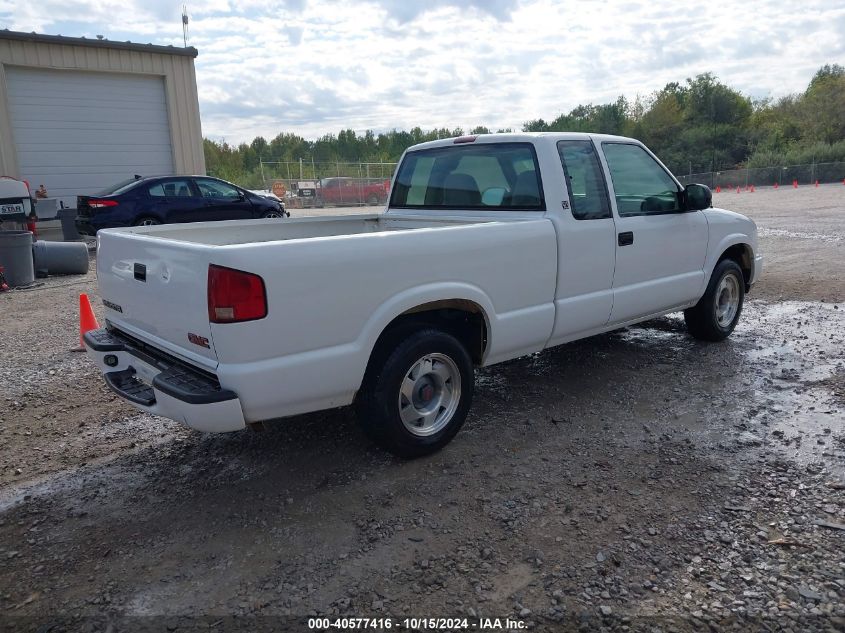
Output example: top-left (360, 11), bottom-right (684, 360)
top-left (133, 216), bottom-right (161, 226)
top-left (356, 329), bottom-right (474, 458)
top-left (684, 259), bottom-right (745, 341)
top-left (367, 194), bottom-right (380, 206)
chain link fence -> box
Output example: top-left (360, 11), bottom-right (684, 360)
top-left (254, 159), bottom-right (843, 207)
top-left (678, 162), bottom-right (845, 189)
top-left (257, 161), bottom-right (397, 208)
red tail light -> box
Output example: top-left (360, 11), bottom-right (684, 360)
top-left (88, 199), bottom-right (119, 208)
top-left (208, 265), bottom-right (267, 323)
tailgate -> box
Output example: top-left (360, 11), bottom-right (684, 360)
top-left (96, 230), bottom-right (218, 366)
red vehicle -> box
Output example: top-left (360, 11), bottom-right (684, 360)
top-left (317, 177), bottom-right (390, 206)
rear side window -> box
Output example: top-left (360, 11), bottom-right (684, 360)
top-left (557, 140), bottom-right (611, 220)
top-left (149, 179), bottom-right (195, 198)
top-left (390, 142), bottom-right (544, 210)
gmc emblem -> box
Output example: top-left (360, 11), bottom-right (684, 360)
top-left (102, 299), bottom-right (123, 313)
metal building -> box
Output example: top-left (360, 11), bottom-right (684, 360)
top-left (0, 30), bottom-right (205, 206)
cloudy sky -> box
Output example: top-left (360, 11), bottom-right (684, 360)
top-left (2, 0), bottom-right (843, 143)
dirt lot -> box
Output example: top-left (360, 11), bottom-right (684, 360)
top-left (1, 186), bottom-right (843, 631)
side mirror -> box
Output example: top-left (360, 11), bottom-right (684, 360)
top-left (684, 183), bottom-right (712, 211)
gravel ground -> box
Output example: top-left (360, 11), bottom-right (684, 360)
top-left (0, 186), bottom-right (843, 632)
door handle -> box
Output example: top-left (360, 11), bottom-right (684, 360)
top-left (618, 231), bottom-right (634, 246)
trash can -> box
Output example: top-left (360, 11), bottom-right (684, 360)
top-left (58, 208), bottom-right (81, 241)
top-left (32, 240), bottom-right (89, 276)
top-left (0, 230), bottom-right (35, 287)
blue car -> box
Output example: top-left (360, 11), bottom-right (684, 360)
top-left (76, 175), bottom-right (287, 234)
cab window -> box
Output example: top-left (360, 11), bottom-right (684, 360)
top-left (391, 143), bottom-right (544, 210)
top-left (602, 143), bottom-right (681, 216)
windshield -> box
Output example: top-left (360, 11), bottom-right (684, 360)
top-left (97, 176), bottom-right (143, 196)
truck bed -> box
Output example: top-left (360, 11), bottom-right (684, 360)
top-left (95, 212), bottom-right (559, 423)
top-left (117, 214), bottom-right (487, 246)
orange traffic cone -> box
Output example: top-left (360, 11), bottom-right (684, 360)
top-left (774, 182), bottom-right (779, 189)
top-left (715, 185), bottom-right (721, 193)
top-left (815, 180), bottom-right (819, 187)
top-left (77, 293), bottom-right (100, 350)
top-left (793, 179), bottom-right (798, 188)
top-left (736, 186), bottom-right (741, 193)
top-left (750, 184), bottom-right (755, 192)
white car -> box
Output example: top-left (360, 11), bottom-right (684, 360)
top-left (0, 177), bottom-right (33, 221)
top-left (84, 133), bottom-right (762, 457)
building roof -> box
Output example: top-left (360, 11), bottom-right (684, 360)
top-left (0, 29), bottom-right (198, 58)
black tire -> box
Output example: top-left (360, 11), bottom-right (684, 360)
top-left (133, 216), bottom-right (161, 226)
top-left (367, 194), bottom-right (380, 206)
top-left (355, 328), bottom-right (474, 458)
top-left (684, 259), bottom-right (745, 341)
top-left (261, 209), bottom-right (286, 219)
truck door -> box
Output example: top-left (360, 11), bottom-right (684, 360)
top-left (341, 178), bottom-right (358, 204)
top-left (318, 178), bottom-right (340, 205)
top-left (599, 142), bottom-right (708, 324)
top-left (547, 139), bottom-right (617, 344)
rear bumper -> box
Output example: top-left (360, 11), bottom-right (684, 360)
top-left (75, 217), bottom-right (97, 236)
top-left (84, 328), bottom-right (246, 432)
top-left (76, 216), bottom-right (133, 235)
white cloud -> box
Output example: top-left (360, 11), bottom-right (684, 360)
top-left (1, 0), bottom-right (842, 142)
top-left (372, 0), bottom-right (521, 23)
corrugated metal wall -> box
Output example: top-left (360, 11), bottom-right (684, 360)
top-left (0, 36), bottom-right (205, 183)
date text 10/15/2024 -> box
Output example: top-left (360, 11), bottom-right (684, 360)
top-left (308, 617), bottom-right (527, 630)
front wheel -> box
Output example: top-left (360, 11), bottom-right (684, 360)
top-left (684, 259), bottom-right (745, 341)
top-left (355, 329), bottom-right (474, 458)
top-left (261, 209), bottom-right (287, 219)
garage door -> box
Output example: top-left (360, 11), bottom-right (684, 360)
top-left (5, 67), bottom-right (174, 200)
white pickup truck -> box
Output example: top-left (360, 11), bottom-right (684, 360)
top-left (84, 133), bottom-right (762, 457)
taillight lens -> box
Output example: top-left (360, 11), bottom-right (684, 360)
top-left (88, 199), bottom-right (119, 208)
top-left (208, 265), bottom-right (267, 323)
